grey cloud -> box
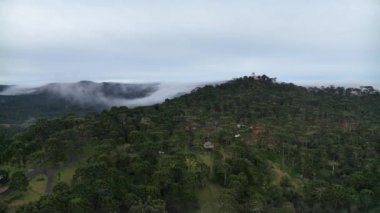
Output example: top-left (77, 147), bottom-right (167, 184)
top-left (0, 0), bottom-right (379, 85)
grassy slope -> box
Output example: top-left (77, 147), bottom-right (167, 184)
top-left (6, 174), bottom-right (47, 212)
top-left (196, 183), bottom-right (222, 213)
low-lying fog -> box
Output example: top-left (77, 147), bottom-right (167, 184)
top-left (0, 81), bottom-right (208, 108)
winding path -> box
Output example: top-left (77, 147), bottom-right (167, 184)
top-left (26, 167), bottom-right (57, 193)
top-left (25, 152), bottom-right (78, 194)
top-left (44, 169), bottom-right (56, 193)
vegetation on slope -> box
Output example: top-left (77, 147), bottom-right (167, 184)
top-left (0, 74), bottom-right (379, 212)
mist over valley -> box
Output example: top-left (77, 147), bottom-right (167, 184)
top-left (0, 81), bottom-right (203, 124)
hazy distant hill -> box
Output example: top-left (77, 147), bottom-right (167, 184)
top-left (0, 85), bottom-right (10, 93)
top-left (0, 81), bottom-right (159, 124)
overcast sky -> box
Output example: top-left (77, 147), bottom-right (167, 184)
top-left (0, 0), bottom-right (379, 87)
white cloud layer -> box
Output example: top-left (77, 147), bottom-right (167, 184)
top-left (0, 0), bottom-right (379, 86)
top-left (0, 81), bottom-right (205, 107)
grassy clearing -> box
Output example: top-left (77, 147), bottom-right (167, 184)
top-left (5, 174), bottom-right (48, 212)
top-left (52, 164), bottom-right (80, 186)
top-left (52, 143), bottom-right (96, 186)
top-left (2, 144), bottom-right (94, 210)
top-left (6, 189), bottom-right (41, 213)
top-left (197, 152), bottom-right (223, 212)
top-left (29, 174), bottom-right (47, 194)
top-left (270, 162), bottom-right (303, 190)
top-left (2, 140), bottom-right (98, 212)
top-left (196, 183), bottom-right (222, 213)
top-left (270, 162), bottom-right (287, 185)
top-left (3, 142), bottom-right (99, 212)
top-left (49, 141), bottom-right (99, 188)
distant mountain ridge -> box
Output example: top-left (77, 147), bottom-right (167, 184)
top-left (0, 81), bottom-right (160, 124)
top-left (1, 81), bottom-right (159, 99)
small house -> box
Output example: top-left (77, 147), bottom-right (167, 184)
top-left (203, 141), bottom-right (214, 150)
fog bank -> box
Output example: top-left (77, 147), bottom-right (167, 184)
top-left (0, 81), bottom-right (205, 108)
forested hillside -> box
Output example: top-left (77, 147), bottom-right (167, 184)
top-left (0, 75), bottom-right (379, 212)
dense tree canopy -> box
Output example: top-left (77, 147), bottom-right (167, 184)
top-left (0, 75), bottom-right (379, 212)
